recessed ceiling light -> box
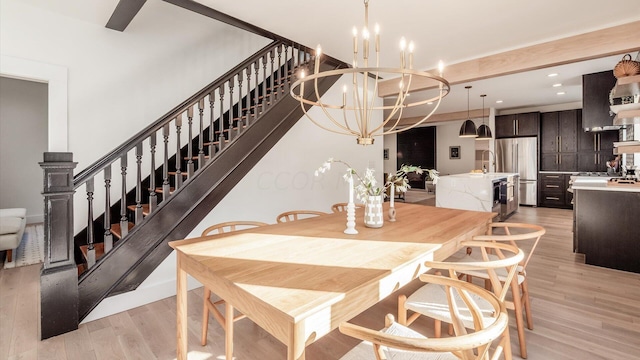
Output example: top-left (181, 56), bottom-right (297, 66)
top-left (548, 73), bottom-right (558, 77)
top-left (557, 91), bottom-right (565, 95)
top-left (496, 100), bottom-right (503, 104)
top-left (552, 83), bottom-right (562, 87)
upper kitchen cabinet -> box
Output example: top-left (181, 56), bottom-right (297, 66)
top-left (578, 129), bottom-right (619, 172)
top-left (495, 112), bottom-right (539, 138)
top-left (582, 70), bottom-right (617, 131)
top-left (540, 110), bottom-right (579, 171)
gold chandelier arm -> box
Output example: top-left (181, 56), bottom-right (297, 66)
top-left (382, 87), bottom-right (445, 135)
top-left (370, 72), bottom-right (410, 134)
top-left (313, 74), bottom-right (361, 135)
top-left (352, 71), bottom-right (364, 133)
top-left (300, 97), bottom-right (357, 136)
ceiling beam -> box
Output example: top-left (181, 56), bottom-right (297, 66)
top-left (105, 0), bottom-right (147, 31)
top-left (386, 109), bottom-right (486, 129)
top-left (378, 21), bottom-right (640, 97)
top-left (162, 0), bottom-right (280, 41)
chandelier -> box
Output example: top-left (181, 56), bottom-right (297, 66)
top-left (289, 0), bottom-right (450, 145)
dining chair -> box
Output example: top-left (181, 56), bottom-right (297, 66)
top-left (340, 274), bottom-right (510, 360)
top-left (452, 222), bottom-right (546, 359)
top-left (330, 202), bottom-right (363, 213)
top-left (398, 241), bottom-right (524, 360)
top-left (275, 210), bottom-right (327, 223)
top-left (199, 221), bottom-right (268, 359)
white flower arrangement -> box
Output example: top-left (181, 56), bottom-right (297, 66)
top-left (315, 158), bottom-right (439, 202)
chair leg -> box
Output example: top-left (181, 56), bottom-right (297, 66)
top-left (225, 303), bottom-right (234, 360)
top-left (398, 295), bottom-right (407, 325)
top-left (521, 279), bottom-right (534, 330)
top-left (447, 323), bottom-right (454, 336)
top-left (503, 326), bottom-right (513, 360)
top-left (6, 249), bottom-right (12, 263)
top-left (510, 279), bottom-right (527, 359)
top-left (201, 288), bottom-right (212, 346)
top-left (434, 319), bottom-right (441, 338)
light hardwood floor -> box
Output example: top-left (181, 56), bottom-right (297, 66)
top-left (1, 206), bottom-right (639, 359)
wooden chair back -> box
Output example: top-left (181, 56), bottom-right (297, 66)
top-left (201, 220), bottom-right (269, 236)
top-left (426, 241), bottom-right (524, 303)
top-left (474, 222), bottom-right (545, 270)
top-left (340, 276), bottom-right (509, 360)
top-left (330, 203), bottom-right (362, 213)
top-left (275, 210), bottom-right (327, 223)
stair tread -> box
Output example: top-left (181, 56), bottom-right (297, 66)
top-left (152, 187), bottom-right (175, 194)
top-left (183, 156), bottom-right (210, 161)
top-left (80, 242), bottom-right (105, 262)
top-left (126, 204), bottom-right (150, 216)
top-left (110, 222), bottom-right (135, 239)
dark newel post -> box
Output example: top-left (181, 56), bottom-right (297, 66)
top-left (39, 152), bottom-right (79, 339)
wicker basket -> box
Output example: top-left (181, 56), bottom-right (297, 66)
top-left (613, 54), bottom-right (640, 78)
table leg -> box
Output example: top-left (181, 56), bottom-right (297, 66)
top-left (225, 303), bottom-right (234, 360)
top-left (287, 325), bottom-right (306, 360)
top-left (176, 254), bottom-right (188, 360)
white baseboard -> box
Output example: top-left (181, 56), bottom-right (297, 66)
top-left (81, 275), bottom-right (202, 324)
top-left (26, 214), bottom-right (43, 224)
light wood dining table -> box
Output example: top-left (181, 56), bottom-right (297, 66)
top-left (169, 202), bottom-right (496, 360)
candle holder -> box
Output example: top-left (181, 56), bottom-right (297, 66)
top-left (388, 207), bottom-right (396, 222)
top-left (344, 201), bottom-right (358, 234)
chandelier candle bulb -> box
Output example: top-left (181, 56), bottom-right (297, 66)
top-left (353, 27), bottom-right (358, 55)
top-left (375, 24), bottom-right (380, 52)
top-left (409, 42), bottom-right (414, 69)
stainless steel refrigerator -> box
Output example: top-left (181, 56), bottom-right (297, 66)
top-left (496, 137), bottom-right (537, 206)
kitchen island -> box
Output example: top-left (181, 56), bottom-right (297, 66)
top-left (436, 172), bottom-right (519, 220)
top-left (573, 177), bottom-right (640, 273)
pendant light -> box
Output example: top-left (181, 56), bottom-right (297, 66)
top-left (476, 94), bottom-right (493, 140)
top-left (459, 85), bottom-right (477, 138)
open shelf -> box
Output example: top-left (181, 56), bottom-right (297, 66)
top-left (613, 144), bottom-right (640, 155)
top-left (611, 74), bottom-right (640, 98)
top-left (613, 108), bottom-right (640, 126)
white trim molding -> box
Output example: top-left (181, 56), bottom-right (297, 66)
top-left (1, 55), bottom-right (68, 152)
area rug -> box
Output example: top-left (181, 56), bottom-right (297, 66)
top-left (3, 224), bottom-right (44, 269)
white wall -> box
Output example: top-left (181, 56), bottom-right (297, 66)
top-left (83, 74), bottom-right (383, 322)
top-left (0, 0), bottom-right (271, 171)
top-left (0, 77), bottom-right (48, 223)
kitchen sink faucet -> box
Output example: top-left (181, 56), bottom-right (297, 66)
top-left (482, 150), bottom-right (496, 173)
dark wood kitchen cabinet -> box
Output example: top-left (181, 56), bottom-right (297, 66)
top-left (582, 70), bottom-right (616, 131)
top-left (575, 189), bottom-right (640, 273)
top-left (577, 129), bottom-right (619, 172)
top-left (538, 173), bottom-right (572, 208)
top-left (540, 110), bottom-right (579, 171)
top-left (495, 112), bottom-right (539, 138)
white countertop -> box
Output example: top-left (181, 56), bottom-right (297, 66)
top-left (444, 172), bottom-right (519, 181)
top-left (572, 177), bottom-right (640, 193)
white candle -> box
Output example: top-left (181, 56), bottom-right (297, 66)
top-left (348, 175), bottom-right (354, 203)
top-left (390, 184), bottom-right (395, 208)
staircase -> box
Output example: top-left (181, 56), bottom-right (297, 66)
top-left (40, 40), bottom-right (346, 338)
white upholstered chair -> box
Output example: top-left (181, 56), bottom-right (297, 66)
top-left (340, 274), bottom-right (510, 360)
top-left (398, 241), bottom-right (524, 360)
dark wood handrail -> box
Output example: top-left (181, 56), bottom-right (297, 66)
top-left (73, 40), bottom-right (304, 188)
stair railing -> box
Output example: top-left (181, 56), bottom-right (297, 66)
top-left (64, 40), bottom-right (314, 270)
